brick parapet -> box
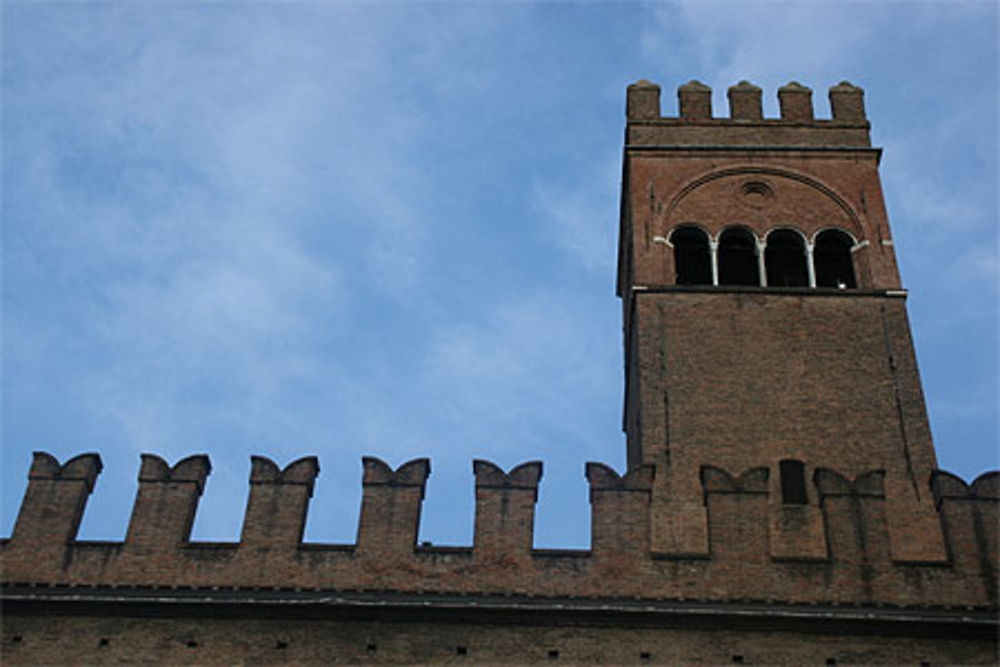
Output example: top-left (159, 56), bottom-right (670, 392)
top-left (357, 457), bottom-right (430, 558)
top-left (1, 453), bottom-right (995, 610)
top-left (587, 463), bottom-right (654, 563)
top-left (8, 453), bottom-right (102, 561)
top-left (125, 454), bottom-right (210, 554)
top-left (626, 79), bottom-right (870, 149)
top-left (241, 456), bottom-right (319, 548)
top-left (473, 460), bottom-right (542, 564)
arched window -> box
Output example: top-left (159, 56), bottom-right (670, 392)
top-left (717, 227), bottom-right (759, 286)
top-left (765, 230), bottom-right (808, 287)
top-left (670, 225), bottom-right (712, 285)
top-left (814, 229), bottom-right (856, 288)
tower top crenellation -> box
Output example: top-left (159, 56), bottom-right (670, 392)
top-left (626, 79), bottom-right (867, 128)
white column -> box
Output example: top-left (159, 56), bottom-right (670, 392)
top-left (756, 238), bottom-right (768, 287)
top-left (709, 239), bottom-right (719, 286)
top-left (806, 241), bottom-right (816, 287)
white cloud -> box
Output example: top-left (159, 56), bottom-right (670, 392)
top-left (533, 152), bottom-right (620, 274)
top-left (644, 2), bottom-right (885, 115)
top-left (423, 290), bottom-right (617, 448)
top-left (3, 1), bottom-right (995, 546)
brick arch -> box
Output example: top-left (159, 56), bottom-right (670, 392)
top-left (662, 166), bottom-right (864, 240)
top-left (809, 225), bottom-right (859, 245)
top-left (763, 225), bottom-right (809, 244)
top-left (717, 223), bottom-right (762, 242)
top-left (665, 221), bottom-right (713, 246)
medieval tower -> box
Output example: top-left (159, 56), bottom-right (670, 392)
top-left (619, 79), bottom-right (944, 564)
top-left (1, 80), bottom-right (997, 664)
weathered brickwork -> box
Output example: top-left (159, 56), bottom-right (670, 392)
top-left (618, 80), bottom-right (946, 561)
top-left (1, 451), bottom-right (997, 606)
top-left (2, 80), bottom-right (997, 664)
top-left (3, 605), bottom-right (996, 665)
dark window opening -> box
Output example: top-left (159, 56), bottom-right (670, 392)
top-left (457, 646), bottom-right (468, 656)
top-left (765, 230), bottom-right (808, 287)
top-left (186, 640), bottom-right (198, 649)
top-left (640, 652), bottom-right (652, 661)
top-left (780, 460), bottom-right (808, 505)
top-left (826, 659), bottom-right (837, 666)
top-left (718, 227), bottom-right (759, 286)
top-left (12, 636), bottom-right (23, 644)
top-left (732, 656), bottom-right (745, 664)
top-left (276, 640), bottom-right (289, 650)
top-left (814, 229), bottom-right (856, 288)
top-left (548, 649), bottom-right (560, 660)
top-left (367, 643), bottom-right (377, 653)
top-left (98, 638), bottom-right (110, 647)
top-left (671, 225), bottom-right (712, 285)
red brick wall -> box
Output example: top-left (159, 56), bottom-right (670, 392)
top-left (618, 81), bottom-right (948, 562)
top-left (1, 450), bottom-right (996, 609)
top-left (633, 291), bottom-right (936, 494)
top-left (4, 610), bottom-right (996, 665)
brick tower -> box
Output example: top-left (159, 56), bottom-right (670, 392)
top-left (619, 79), bottom-right (946, 562)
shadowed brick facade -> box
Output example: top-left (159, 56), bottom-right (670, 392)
top-left (619, 80), bottom-right (943, 564)
top-left (2, 80), bottom-right (997, 665)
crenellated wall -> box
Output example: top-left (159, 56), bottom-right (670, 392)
top-left (624, 78), bottom-right (872, 148)
top-left (2, 452), bottom-right (996, 609)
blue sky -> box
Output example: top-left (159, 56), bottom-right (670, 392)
top-left (2, 1), bottom-right (997, 548)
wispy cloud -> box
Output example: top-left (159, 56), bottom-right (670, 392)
top-left (3, 2), bottom-right (995, 546)
top-left (644, 2), bottom-right (885, 114)
top-left (533, 152), bottom-right (621, 275)
top-left (424, 291), bottom-right (616, 434)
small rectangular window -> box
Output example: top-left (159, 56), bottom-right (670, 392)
top-left (780, 460), bottom-right (808, 505)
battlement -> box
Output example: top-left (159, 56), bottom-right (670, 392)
top-left (625, 79), bottom-right (872, 148)
top-left (2, 451), bottom-right (996, 610)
